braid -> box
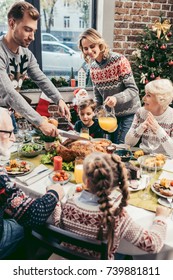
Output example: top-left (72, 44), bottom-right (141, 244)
top-left (84, 152), bottom-right (130, 256)
top-left (84, 153), bottom-right (115, 253)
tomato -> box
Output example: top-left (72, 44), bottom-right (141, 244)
top-left (170, 181), bottom-right (173, 186)
top-left (52, 176), bottom-right (60, 182)
top-left (76, 186), bottom-right (83, 192)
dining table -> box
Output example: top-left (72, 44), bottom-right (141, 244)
top-left (9, 147), bottom-right (173, 260)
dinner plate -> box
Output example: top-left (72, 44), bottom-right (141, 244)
top-left (158, 197), bottom-right (173, 208)
top-left (5, 160), bottom-right (34, 176)
top-left (128, 180), bottom-right (145, 192)
top-left (151, 184), bottom-right (173, 199)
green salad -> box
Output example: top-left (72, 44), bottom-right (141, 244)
top-left (21, 143), bottom-right (42, 153)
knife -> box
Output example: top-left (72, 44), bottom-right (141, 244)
top-left (58, 129), bottom-right (90, 141)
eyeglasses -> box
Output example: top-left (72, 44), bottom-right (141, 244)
top-left (0, 130), bottom-right (14, 138)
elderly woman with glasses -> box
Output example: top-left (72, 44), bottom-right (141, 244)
top-left (125, 79), bottom-right (173, 158)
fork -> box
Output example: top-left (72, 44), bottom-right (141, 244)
top-left (167, 197), bottom-right (173, 220)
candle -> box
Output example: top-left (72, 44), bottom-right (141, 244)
top-left (54, 156), bottom-right (62, 171)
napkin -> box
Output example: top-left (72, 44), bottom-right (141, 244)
top-left (15, 164), bottom-right (53, 186)
top-left (162, 159), bottom-right (173, 173)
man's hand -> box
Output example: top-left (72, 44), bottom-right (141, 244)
top-left (104, 96), bottom-right (117, 107)
top-left (46, 184), bottom-right (65, 201)
top-left (39, 119), bottom-right (59, 137)
top-left (58, 99), bottom-right (71, 120)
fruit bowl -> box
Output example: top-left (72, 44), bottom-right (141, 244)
top-left (49, 170), bottom-right (71, 185)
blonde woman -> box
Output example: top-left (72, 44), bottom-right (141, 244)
top-left (78, 28), bottom-right (141, 144)
top-left (125, 79), bottom-right (173, 157)
top-left (53, 152), bottom-right (169, 259)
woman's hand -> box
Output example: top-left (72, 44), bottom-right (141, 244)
top-left (46, 184), bottom-right (65, 201)
top-left (104, 96), bottom-right (117, 107)
top-left (146, 112), bottom-right (160, 133)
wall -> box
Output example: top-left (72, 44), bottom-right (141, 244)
top-left (113, 0), bottom-right (173, 59)
top-left (96, 0), bottom-right (173, 59)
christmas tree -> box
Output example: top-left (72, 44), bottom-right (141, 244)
top-left (132, 16), bottom-right (173, 99)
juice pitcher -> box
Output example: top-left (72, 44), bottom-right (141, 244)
top-left (95, 105), bottom-right (118, 133)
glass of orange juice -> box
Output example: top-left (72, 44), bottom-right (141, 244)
top-left (80, 127), bottom-right (89, 139)
top-left (74, 157), bottom-right (84, 184)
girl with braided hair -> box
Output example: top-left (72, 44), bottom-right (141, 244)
top-left (53, 152), bottom-right (169, 259)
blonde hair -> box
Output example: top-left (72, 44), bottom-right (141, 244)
top-left (145, 79), bottom-right (173, 109)
top-left (78, 28), bottom-right (110, 63)
top-left (83, 152), bottom-right (129, 255)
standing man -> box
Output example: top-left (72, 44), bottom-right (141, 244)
top-left (0, 1), bottom-right (70, 137)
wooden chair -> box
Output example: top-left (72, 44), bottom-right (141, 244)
top-left (26, 224), bottom-right (108, 260)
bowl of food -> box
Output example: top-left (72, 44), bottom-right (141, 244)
top-left (49, 170), bottom-right (71, 185)
top-left (113, 149), bottom-right (133, 162)
top-left (20, 143), bottom-right (43, 158)
top-left (137, 154), bottom-right (166, 171)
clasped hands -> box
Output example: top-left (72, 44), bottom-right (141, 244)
top-left (141, 112), bottom-right (160, 134)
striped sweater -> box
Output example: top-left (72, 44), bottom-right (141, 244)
top-left (90, 52), bottom-right (141, 117)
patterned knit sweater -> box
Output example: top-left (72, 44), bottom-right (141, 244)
top-left (0, 167), bottom-right (59, 240)
top-left (52, 191), bottom-right (167, 260)
top-left (90, 52), bottom-right (141, 117)
top-left (125, 106), bottom-right (173, 157)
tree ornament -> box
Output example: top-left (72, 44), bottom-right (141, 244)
top-left (167, 32), bottom-right (172, 38)
top-left (150, 73), bottom-right (155, 79)
top-left (160, 44), bottom-right (167, 50)
top-left (150, 57), bottom-right (155, 62)
top-left (144, 45), bottom-right (149, 50)
top-left (152, 19), bottom-right (171, 39)
top-left (139, 64), bottom-right (143, 69)
top-left (168, 60), bottom-right (173, 66)
top-left (140, 73), bottom-right (148, 84)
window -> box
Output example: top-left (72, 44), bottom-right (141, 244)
top-left (64, 0), bottom-right (70, 7)
top-left (0, 0), bottom-right (96, 83)
top-left (64, 16), bottom-right (70, 28)
top-left (79, 17), bottom-right (85, 28)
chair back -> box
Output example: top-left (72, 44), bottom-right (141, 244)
top-left (29, 224), bottom-right (108, 260)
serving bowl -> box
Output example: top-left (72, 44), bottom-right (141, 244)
top-left (19, 143), bottom-right (43, 158)
top-left (49, 170), bottom-right (71, 185)
top-left (113, 149), bottom-right (133, 162)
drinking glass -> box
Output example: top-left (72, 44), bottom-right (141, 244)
top-left (80, 127), bottom-right (90, 139)
top-left (147, 129), bottom-right (160, 155)
top-left (74, 157), bottom-right (84, 184)
top-left (14, 132), bottom-right (24, 159)
top-left (138, 156), bottom-right (156, 200)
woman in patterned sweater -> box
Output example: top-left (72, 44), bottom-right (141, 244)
top-left (53, 152), bottom-right (169, 259)
top-left (78, 28), bottom-right (141, 144)
top-left (0, 107), bottom-right (64, 259)
top-left (125, 79), bottom-right (173, 157)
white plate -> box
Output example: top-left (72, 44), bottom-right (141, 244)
top-left (151, 184), bottom-right (173, 199)
top-left (5, 160), bottom-right (34, 176)
top-left (128, 180), bottom-right (145, 192)
top-left (158, 197), bottom-right (173, 208)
